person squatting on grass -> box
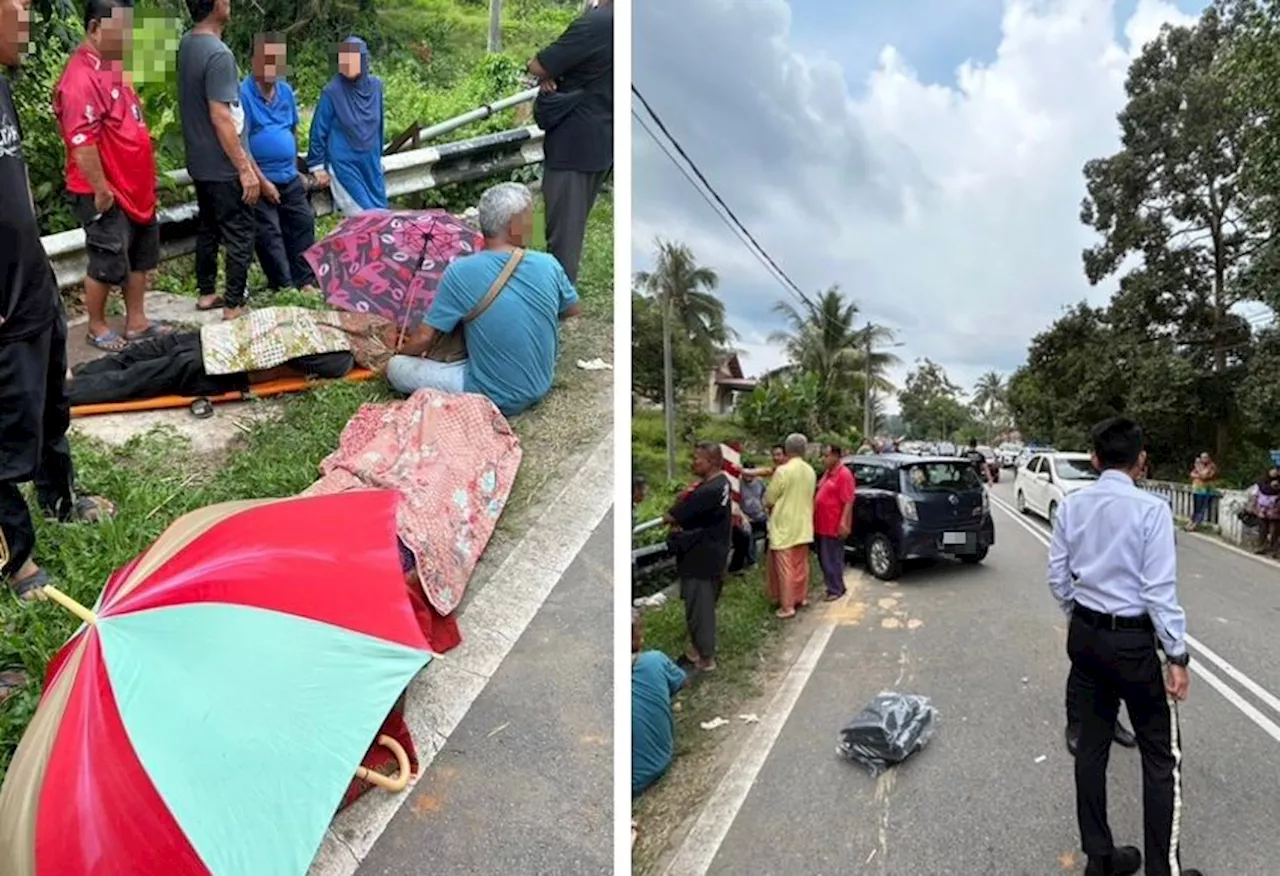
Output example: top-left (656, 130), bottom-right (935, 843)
top-left (663, 442), bottom-right (732, 673)
top-left (765, 433), bottom-right (816, 619)
top-left (0, 0), bottom-right (117, 602)
top-left (631, 609), bottom-right (686, 798)
top-left (386, 182), bottom-right (582, 416)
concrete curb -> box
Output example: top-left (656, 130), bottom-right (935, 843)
top-left (307, 430), bottom-right (614, 876)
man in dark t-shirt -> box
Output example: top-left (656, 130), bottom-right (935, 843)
top-left (664, 442), bottom-right (731, 672)
top-left (964, 438), bottom-right (992, 484)
top-left (0, 8), bottom-right (116, 602)
top-left (527, 0), bottom-right (612, 284)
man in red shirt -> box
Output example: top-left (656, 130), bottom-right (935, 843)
top-left (54, 0), bottom-right (167, 352)
top-left (814, 443), bottom-right (855, 600)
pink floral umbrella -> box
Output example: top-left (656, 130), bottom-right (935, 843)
top-left (303, 210), bottom-right (483, 335)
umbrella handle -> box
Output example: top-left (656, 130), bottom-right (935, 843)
top-left (354, 734), bottom-right (412, 793)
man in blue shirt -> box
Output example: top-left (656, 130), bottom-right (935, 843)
top-left (632, 610), bottom-right (686, 796)
top-left (1047, 417), bottom-right (1201, 876)
top-left (386, 182), bottom-right (581, 416)
top-left (241, 32), bottom-right (316, 292)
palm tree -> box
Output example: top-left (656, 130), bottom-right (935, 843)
top-left (634, 239), bottom-right (732, 351)
top-left (768, 286), bottom-right (902, 431)
top-left (972, 370), bottom-right (1007, 440)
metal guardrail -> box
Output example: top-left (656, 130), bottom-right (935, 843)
top-left (41, 124), bottom-right (545, 289)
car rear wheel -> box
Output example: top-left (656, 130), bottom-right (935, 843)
top-left (960, 546), bottom-right (989, 565)
top-left (865, 533), bottom-right (900, 580)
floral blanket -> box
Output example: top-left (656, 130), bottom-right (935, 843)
top-left (303, 389), bottom-right (522, 615)
top-left (200, 306), bottom-right (353, 375)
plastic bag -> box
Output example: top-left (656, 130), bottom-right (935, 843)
top-left (837, 691), bottom-right (938, 776)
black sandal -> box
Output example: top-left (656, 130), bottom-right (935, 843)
top-left (190, 398), bottom-right (214, 419)
top-left (9, 567), bottom-right (50, 602)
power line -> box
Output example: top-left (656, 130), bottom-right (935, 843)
top-left (633, 85), bottom-right (808, 302)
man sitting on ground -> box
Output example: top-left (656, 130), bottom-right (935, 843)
top-left (632, 609), bottom-right (686, 797)
top-left (385, 182), bottom-right (582, 416)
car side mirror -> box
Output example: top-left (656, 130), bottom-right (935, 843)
top-left (1037, 471), bottom-right (1050, 481)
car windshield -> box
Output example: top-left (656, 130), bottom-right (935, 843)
top-left (902, 462), bottom-right (983, 493)
top-left (1055, 457), bottom-right (1098, 480)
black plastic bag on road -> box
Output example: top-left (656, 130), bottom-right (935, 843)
top-left (837, 691), bottom-right (938, 777)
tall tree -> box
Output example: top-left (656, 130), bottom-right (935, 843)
top-left (1079, 7), bottom-right (1259, 456)
top-left (898, 359), bottom-right (970, 440)
top-left (767, 286), bottom-right (900, 434)
top-left (971, 370), bottom-right (1008, 442)
top-left (634, 239), bottom-right (731, 352)
top-left (630, 293), bottom-right (709, 404)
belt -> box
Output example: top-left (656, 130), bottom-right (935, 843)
top-left (1072, 601), bottom-right (1154, 632)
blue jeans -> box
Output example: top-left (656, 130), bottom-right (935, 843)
top-left (1192, 492), bottom-right (1213, 525)
top-left (385, 355), bottom-right (467, 396)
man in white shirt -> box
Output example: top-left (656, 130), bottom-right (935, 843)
top-left (1047, 416), bottom-right (1201, 876)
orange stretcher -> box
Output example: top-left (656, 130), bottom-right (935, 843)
top-left (70, 368), bottom-right (379, 418)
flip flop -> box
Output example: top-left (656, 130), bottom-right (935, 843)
top-left (124, 321), bottom-right (175, 341)
top-left (190, 397), bottom-right (214, 419)
top-left (67, 495), bottom-right (116, 523)
top-left (0, 670), bottom-right (27, 706)
top-left (195, 295), bottom-right (225, 311)
top-left (9, 567), bottom-right (51, 602)
top-left (86, 330), bottom-right (128, 352)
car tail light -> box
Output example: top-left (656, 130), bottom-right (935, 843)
top-left (980, 489), bottom-right (989, 516)
top-left (896, 493), bottom-right (918, 521)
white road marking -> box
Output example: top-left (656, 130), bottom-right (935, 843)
top-left (989, 492), bottom-right (1280, 739)
top-left (662, 621), bottom-right (838, 876)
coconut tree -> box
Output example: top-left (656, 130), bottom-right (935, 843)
top-left (972, 370), bottom-right (1008, 441)
top-left (634, 238), bottom-right (732, 352)
top-left (767, 286), bottom-right (902, 433)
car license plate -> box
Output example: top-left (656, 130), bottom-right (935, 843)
top-left (943, 532), bottom-right (967, 546)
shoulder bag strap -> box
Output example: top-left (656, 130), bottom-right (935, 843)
top-left (462, 249), bottom-right (525, 325)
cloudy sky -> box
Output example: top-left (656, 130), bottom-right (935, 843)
top-left (631, 0), bottom-right (1211, 409)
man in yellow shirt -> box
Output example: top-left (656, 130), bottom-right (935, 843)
top-left (765, 433), bottom-right (816, 618)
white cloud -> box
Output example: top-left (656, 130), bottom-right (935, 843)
top-left (632, 0), bottom-right (1203, 410)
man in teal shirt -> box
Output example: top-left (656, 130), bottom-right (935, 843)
top-left (632, 610), bottom-right (687, 796)
top-left (387, 182), bottom-right (581, 415)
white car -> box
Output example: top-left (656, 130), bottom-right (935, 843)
top-left (937, 441), bottom-right (958, 457)
top-left (1014, 452), bottom-right (1098, 527)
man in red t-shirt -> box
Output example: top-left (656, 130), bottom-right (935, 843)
top-left (53, 0), bottom-right (167, 352)
top-left (814, 443), bottom-right (855, 600)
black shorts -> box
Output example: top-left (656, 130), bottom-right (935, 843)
top-left (70, 193), bottom-right (160, 286)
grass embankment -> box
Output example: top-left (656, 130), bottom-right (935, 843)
top-left (630, 409), bottom-right (818, 873)
top-left (0, 193), bottom-right (613, 780)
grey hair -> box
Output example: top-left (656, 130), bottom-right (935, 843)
top-left (784, 433), bottom-right (807, 456)
top-left (476, 182), bottom-right (534, 239)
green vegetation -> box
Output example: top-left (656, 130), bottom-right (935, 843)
top-left (16, 0), bottom-right (580, 233)
top-left (1006, 1), bottom-right (1280, 483)
top-left (0, 191), bottom-right (613, 781)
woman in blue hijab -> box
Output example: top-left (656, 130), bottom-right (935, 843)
top-left (307, 37), bottom-right (388, 214)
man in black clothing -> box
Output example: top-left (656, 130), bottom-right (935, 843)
top-left (664, 442), bottom-right (731, 673)
top-left (527, 0), bottom-right (612, 283)
top-left (0, 3), bottom-right (115, 601)
top-left (964, 438), bottom-right (993, 484)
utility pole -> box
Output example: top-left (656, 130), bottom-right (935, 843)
top-left (487, 0), bottom-right (502, 53)
top-left (863, 329), bottom-right (873, 443)
top-left (662, 288), bottom-right (678, 481)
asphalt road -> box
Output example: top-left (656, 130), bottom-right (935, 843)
top-left (673, 481), bottom-right (1280, 876)
top-left (355, 512), bottom-right (613, 876)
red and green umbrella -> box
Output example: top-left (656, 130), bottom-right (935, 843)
top-left (0, 490), bottom-right (432, 875)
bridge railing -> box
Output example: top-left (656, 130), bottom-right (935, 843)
top-left (40, 124), bottom-right (545, 290)
top-left (1140, 480), bottom-right (1252, 545)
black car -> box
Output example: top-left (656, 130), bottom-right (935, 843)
top-left (844, 454), bottom-right (995, 580)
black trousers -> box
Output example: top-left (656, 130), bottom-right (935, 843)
top-left (1068, 613), bottom-right (1183, 875)
top-left (680, 575), bottom-right (722, 660)
top-left (0, 311), bottom-right (76, 580)
top-left (254, 177), bottom-right (317, 290)
top-left (542, 167), bottom-right (609, 284)
top-left (194, 179), bottom-right (255, 308)
top-left (1066, 666), bottom-right (1132, 731)
top-left (69, 333), bottom-right (246, 406)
